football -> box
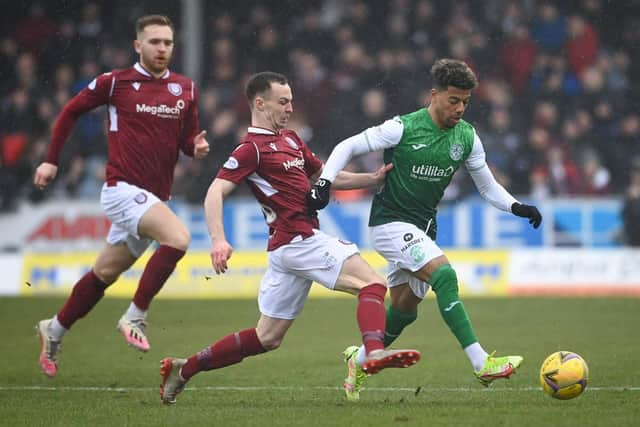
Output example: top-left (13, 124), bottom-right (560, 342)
top-left (539, 351), bottom-right (589, 400)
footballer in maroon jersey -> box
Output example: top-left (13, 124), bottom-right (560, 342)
top-left (217, 127), bottom-right (323, 250)
top-left (43, 63), bottom-right (200, 200)
top-left (34, 15), bottom-right (210, 378)
top-left (160, 72), bottom-right (420, 405)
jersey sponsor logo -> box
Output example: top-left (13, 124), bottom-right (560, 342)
top-left (410, 164), bottom-right (455, 180)
top-left (411, 144), bottom-right (427, 150)
top-left (167, 82), bottom-right (182, 96)
top-left (282, 157), bottom-right (305, 171)
top-left (132, 82), bottom-right (141, 91)
top-left (400, 236), bottom-right (423, 253)
top-left (135, 99), bottom-right (185, 119)
top-left (449, 143), bottom-right (464, 161)
top-left (285, 137), bottom-right (299, 150)
top-left (223, 156), bottom-right (239, 169)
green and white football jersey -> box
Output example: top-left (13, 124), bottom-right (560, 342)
top-left (369, 108), bottom-right (476, 238)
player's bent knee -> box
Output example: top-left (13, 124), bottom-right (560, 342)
top-left (430, 264), bottom-right (458, 294)
top-left (166, 228), bottom-right (191, 251)
top-left (92, 267), bottom-right (119, 286)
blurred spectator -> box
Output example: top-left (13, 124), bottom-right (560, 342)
top-left (1, 0), bottom-right (638, 205)
top-left (480, 108), bottom-right (527, 192)
top-left (15, 52), bottom-right (39, 92)
top-left (544, 146), bottom-right (583, 196)
top-left (292, 8), bottom-right (335, 64)
top-left (0, 37), bottom-right (19, 94)
top-left (579, 149), bottom-right (611, 195)
top-left (14, 2), bottom-right (57, 54)
top-left (621, 160), bottom-right (640, 246)
top-left (501, 24), bottom-right (537, 93)
top-left (566, 14), bottom-right (599, 77)
top-left (608, 113), bottom-right (640, 189)
top-left (291, 51), bottom-right (333, 131)
top-left (531, 3), bottom-right (566, 54)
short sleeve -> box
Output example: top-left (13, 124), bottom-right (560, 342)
top-left (216, 142), bottom-right (259, 184)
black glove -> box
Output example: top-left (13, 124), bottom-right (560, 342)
top-left (307, 178), bottom-right (332, 212)
top-left (511, 202), bottom-right (542, 229)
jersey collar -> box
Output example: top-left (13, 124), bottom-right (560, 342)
top-left (248, 126), bottom-right (278, 135)
top-left (134, 62), bottom-right (171, 79)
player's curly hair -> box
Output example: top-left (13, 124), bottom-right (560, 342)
top-left (431, 59), bottom-right (478, 91)
top-left (245, 71), bottom-right (289, 102)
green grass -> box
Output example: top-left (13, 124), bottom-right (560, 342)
top-left (0, 297), bottom-right (638, 426)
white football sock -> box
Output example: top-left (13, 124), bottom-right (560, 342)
top-left (124, 302), bottom-right (147, 320)
top-left (356, 345), bottom-right (367, 366)
top-left (464, 342), bottom-right (489, 371)
top-left (48, 316), bottom-right (67, 341)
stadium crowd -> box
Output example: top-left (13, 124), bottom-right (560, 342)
top-left (1, 0), bottom-right (638, 211)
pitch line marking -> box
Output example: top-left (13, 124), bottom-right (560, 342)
top-left (0, 385), bottom-right (638, 392)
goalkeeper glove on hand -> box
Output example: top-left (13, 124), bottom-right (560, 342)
top-left (511, 202), bottom-right (542, 229)
top-left (307, 178), bottom-right (332, 212)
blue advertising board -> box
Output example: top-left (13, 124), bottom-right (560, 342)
top-left (169, 197), bottom-right (623, 250)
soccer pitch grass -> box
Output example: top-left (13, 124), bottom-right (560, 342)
top-left (1, 297), bottom-right (638, 426)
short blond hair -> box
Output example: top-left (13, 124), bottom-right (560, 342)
top-left (135, 15), bottom-right (174, 36)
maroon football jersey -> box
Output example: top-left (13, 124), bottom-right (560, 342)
top-left (217, 127), bottom-right (323, 251)
top-left (46, 62), bottom-right (199, 200)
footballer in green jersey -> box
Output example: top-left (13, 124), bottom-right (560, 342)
top-left (308, 59), bottom-right (542, 401)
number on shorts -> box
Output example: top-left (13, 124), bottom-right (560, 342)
top-left (260, 203), bottom-right (277, 224)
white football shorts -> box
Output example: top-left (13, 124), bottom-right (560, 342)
top-left (258, 229), bottom-right (359, 320)
top-left (369, 221), bottom-right (443, 299)
top-left (100, 181), bottom-right (161, 257)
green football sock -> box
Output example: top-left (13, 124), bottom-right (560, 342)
top-left (383, 304), bottom-right (417, 347)
top-left (430, 264), bottom-right (477, 348)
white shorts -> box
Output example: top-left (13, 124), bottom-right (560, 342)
top-left (258, 229), bottom-right (359, 320)
top-left (100, 182), bottom-right (161, 258)
top-left (370, 221), bottom-right (444, 299)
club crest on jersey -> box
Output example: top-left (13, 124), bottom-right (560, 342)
top-left (167, 82), bottom-right (182, 96)
top-left (285, 137), bottom-right (299, 150)
top-left (449, 143), bottom-right (464, 161)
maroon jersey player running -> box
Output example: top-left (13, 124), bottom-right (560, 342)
top-left (33, 15), bottom-right (210, 377)
top-left (159, 72), bottom-right (420, 404)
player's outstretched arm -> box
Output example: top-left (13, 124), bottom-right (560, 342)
top-left (307, 118), bottom-right (402, 212)
top-left (306, 163), bottom-right (393, 212)
top-left (466, 131), bottom-right (542, 229)
top-left (334, 163), bottom-right (393, 190)
top-left (204, 178), bottom-right (236, 274)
